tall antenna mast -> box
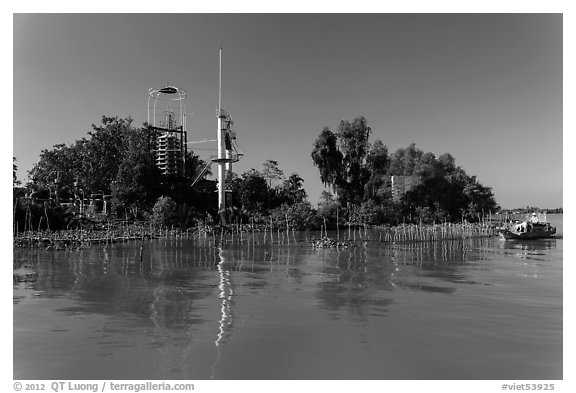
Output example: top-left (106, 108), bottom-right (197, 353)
top-left (218, 47), bottom-right (222, 111)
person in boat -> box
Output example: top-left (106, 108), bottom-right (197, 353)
top-left (529, 213), bottom-right (539, 224)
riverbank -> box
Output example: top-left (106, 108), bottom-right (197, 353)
top-left (13, 220), bottom-right (499, 250)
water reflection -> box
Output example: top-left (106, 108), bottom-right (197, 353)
top-left (14, 236), bottom-right (557, 317)
top-left (13, 237), bottom-right (501, 320)
top-left (311, 237), bottom-right (502, 323)
top-left (498, 238), bottom-right (557, 260)
top-left (211, 246), bottom-right (234, 379)
top-left (502, 238), bottom-right (556, 249)
top-left (13, 233), bottom-right (562, 379)
top-left (215, 247), bottom-right (234, 346)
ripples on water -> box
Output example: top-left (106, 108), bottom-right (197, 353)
top-left (14, 224), bottom-right (562, 380)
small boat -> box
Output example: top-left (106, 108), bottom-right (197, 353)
top-left (498, 213), bottom-right (556, 240)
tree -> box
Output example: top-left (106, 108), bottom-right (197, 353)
top-left (310, 117), bottom-right (500, 223)
top-left (271, 201), bottom-right (316, 231)
top-left (401, 163), bottom-right (498, 223)
top-left (413, 152), bottom-right (437, 179)
top-left (28, 115), bottom-right (134, 201)
top-left (151, 196), bottom-right (177, 227)
top-left (80, 116), bottom-right (132, 194)
top-left (437, 153), bottom-right (457, 177)
top-left (28, 142), bottom-right (84, 201)
top-left (402, 176), bottom-right (462, 222)
top-left (238, 170), bottom-right (269, 213)
top-left (261, 159), bottom-right (285, 210)
top-left (262, 159), bottom-right (284, 189)
top-left (364, 140), bottom-right (390, 202)
top-left (387, 143), bottom-right (424, 176)
top-left (402, 143), bottom-right (423, 176)
top-left (462, 176), bottom-right (499, 220)
top-left (315, 190), bottom-right (342, 230)
top-left (13, 157), bottom-right (20, 187)
top-left (317, 190), bottom-right (339, 216)
top-left (335, 117), bottom-right (371, 203)
top-left (311, 127), bottom-right (343, 189)
top-left (111, 128), bottom-right (162, 217)
top-left (311, 116), bottom-right (371, 204)
top-left (280, 173), bottom-right (307, 205)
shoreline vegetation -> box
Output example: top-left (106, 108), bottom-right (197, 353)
top-left (13, 219), bottom-right (501, 251)
top-left (13, 115), bottom-right (560, 250)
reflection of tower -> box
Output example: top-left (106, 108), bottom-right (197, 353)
top-left (211, 48), bottom-right (243, 212)
top-left (216, 247), bottom-right (234, 345)
top-left (211, 246), bottom-right (234, 379)
top-left (148, 85), bottom-right (188, 178)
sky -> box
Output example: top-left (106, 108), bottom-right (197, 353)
top-left (12, 12), bottom-right (564, 209)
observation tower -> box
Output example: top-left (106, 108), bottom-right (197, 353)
top-left (147, 84), bottom-right (188, 178)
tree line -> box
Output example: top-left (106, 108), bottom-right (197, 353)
top-left (14, 115), bottom-right (499, 232)
top-left (14, 116), bottom-right (212, 231)
top-left (311, 116), bottom-right (499, 225)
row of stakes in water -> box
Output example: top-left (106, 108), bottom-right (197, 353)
top-left (14, 219), bottom-right (498, 250)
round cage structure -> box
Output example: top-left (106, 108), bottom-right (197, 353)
top-left (147, 85), bottom-right (188, 178)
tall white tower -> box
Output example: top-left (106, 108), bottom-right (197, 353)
top-left (212, 48), bottom-right (242, 214)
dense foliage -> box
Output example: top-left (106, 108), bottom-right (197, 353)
top-left (14, 114), bottom-right (504, 232)
top-left (227, 164), bottom-right (310, 223)
top-left (15, 116), bottom-right (212, 231)
top-left (312, 116), bottom-right (499, 224)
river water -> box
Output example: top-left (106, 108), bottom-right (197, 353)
top-left (13, 216), bottom-right (563, 380)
